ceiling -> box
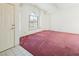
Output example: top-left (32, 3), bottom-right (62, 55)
top-left (53, 3), bottom-right (79, 9)
top-left (32, 3), bottom-right (79, 14)
top-left (18, 3), bottom-right (79, 14)
top-left (31, 3), bottom-right (57, 14)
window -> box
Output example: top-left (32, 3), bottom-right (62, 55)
top-left (29, 12), bottom-right (39, 30)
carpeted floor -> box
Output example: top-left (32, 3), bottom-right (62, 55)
top-left (20, 30), bottom-right (79, 56)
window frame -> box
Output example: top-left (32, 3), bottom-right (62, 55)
top-left (29, 12), bottom-right (39, 31)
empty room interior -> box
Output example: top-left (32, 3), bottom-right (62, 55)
top-left (1, 3), bottom-right (79, 56)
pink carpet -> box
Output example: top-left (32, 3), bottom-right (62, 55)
top-left (20, 30), bottom-right (79, 56)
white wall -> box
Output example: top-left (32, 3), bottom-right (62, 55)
top-left (19, 4), bottom-right (51, 36)
top-left (51, 7), bottom-right (79, 34)
top-left (15, 4), bottom-right (21, 45)
top-left (14, 3), bottom-right (51, 45)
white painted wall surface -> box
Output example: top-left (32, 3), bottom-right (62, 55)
top-left (20, 4), bottom-right (51, 36)
top-left (51, 7), bottom-right (79, 34)
top-left (15, 4), bottom-right (21, 45)
top-left (15, 4), bottom-right (51, 45)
